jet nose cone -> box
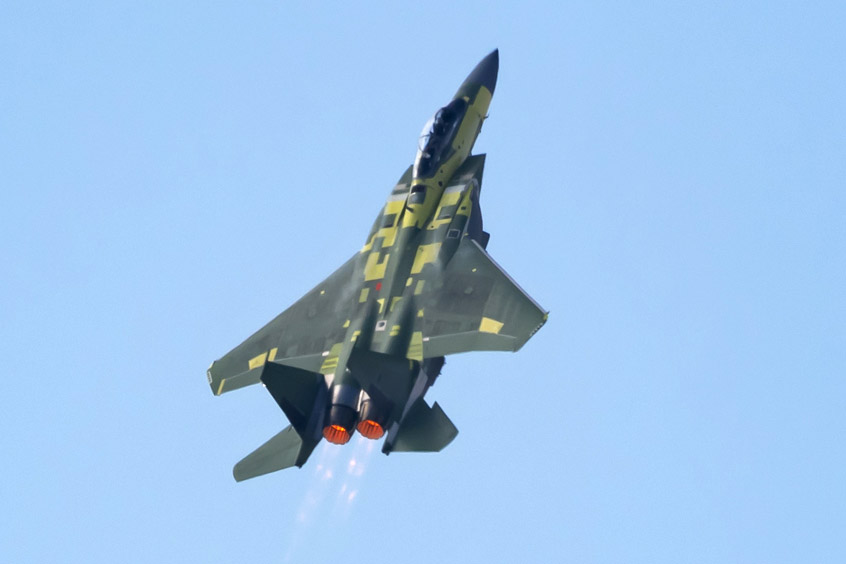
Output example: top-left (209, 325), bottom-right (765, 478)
top-left (456, 49), bottom-right (499, 99)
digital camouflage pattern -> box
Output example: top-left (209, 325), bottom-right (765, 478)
top-left (207, 50), bottom-right (547, 481)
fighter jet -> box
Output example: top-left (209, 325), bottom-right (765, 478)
top-left (208, 49), bottom-right (547, 481)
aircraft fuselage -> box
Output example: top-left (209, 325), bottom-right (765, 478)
top-left (207, 50), bottom-right (548, 480)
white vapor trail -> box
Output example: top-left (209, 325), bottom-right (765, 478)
top-left (282, 436), bottom-right (376, 562)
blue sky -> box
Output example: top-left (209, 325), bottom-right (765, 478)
top-left (2, 2), bottom-right (844, 563)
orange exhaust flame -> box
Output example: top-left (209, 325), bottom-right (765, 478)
top-left (322, 424), bottom-right (351, 445)
top-left (356, 420), bottom-right (384, 440)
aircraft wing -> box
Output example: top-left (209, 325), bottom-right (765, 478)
top-left (419, 238), bottom-right (547, 358)
top-left (207, 253), bottom-right (360, 395)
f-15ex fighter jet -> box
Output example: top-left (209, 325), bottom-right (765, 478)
top-left (208, 50), bottom-right (547, 481)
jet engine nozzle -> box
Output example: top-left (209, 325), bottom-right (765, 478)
top-left (323, 405), bottom-right (356, 444)
top-left (356, 395), bottom-right (389, 440)
top-left (322, 381), bottom-right (361, 445)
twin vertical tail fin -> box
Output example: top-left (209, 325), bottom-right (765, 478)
top-left (232, 362), bottom-right (326, 481)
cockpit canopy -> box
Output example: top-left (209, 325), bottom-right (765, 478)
top-left (415, 98), bottom-right (468, 178)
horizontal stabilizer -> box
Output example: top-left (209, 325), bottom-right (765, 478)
top-left (233, 425), bottom-right (318, 482)
top-left (387, 399), bottom-right (458, 453)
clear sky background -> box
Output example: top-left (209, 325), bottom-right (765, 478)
top-left (2, 2), bottom-right (844, 563)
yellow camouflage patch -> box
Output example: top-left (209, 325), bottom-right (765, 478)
top-left (364, 251), bottom-right (389, 281)
top-left (248, 352), bottom-right (268, 370)
top-left (479, 317), bottom-right (504, 334)
top-left (411, 243), bottom-right (441, 274)
top-left (319, 343), bottom-right (344, 374)
top-left (407, 331), bottom-right (424, 361)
